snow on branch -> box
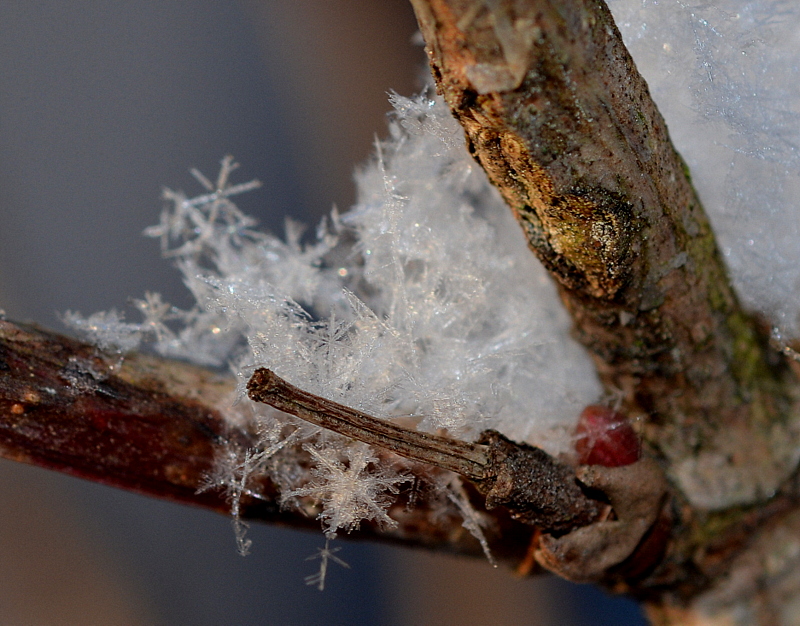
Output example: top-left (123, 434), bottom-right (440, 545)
top-left (63, 93), bottom-right (602, 558)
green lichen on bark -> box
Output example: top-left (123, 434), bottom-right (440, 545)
top-left (411, 0), bottom-right (800, 606)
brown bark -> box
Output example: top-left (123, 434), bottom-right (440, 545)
top-left (1, 0), bottom-right (800, 622)
top-left (410, 0), bottom-right (800, 620)
top-left (0, 319), bottom-right (534, 565)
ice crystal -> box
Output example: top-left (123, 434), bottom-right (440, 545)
top-left (66, 90), bottom-right (604, 563)
top-left (198, 432), bottom-right (296, 556)
top-left (304, 539), bottom-right (350, 591)
top-left (131, 292), bottom-right (177, 345)
top-left (285, 443), bottom-right (410, 538)
top-left (144, 154), bottom-right (262, 259)
top-left (63, 309), bottom-right (143, 352)
top-left (443, 476), bottom-right (495, 566)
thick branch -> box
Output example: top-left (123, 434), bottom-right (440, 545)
top-left (411, 0), bottom-right (800, 613)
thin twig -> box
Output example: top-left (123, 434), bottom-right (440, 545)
top-left (247, 367), bottom-right (602, 532)
top-left (246, 368), bottom-right (489, 480)
top-left (0, 319), bottom-right (535, 563)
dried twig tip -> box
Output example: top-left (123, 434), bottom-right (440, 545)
top-left (246, 368), bottom-right (603, 533)
top-left (246, 368), bottom-right (489, 480)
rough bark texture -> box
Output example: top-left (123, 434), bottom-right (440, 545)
top-left (2, 0), bottom-right (800, 622)
top-left (410, 0), bottom-right (800, 621)
top-left (247, 367), bottom-right (604, 533)
top-left (0, 319), bottom-right (534, 565)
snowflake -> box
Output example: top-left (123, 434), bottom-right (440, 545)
top-left (131, 291), bottom-right (176, 344)
top-left (198, 432), bottom-right (298, 555)
top-left (304, 539), bottom-right (350, 591)
top-left (144, 154), bottom-right (262, 258)
top-left (444, 475), bottom-right (495, 566)
top-left (62, 309), bottom-right (143, 352)
top-left (285, 442), bottom-right (410, 538)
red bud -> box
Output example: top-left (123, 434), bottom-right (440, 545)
top-left (575, 405), bottom-right (640, 467)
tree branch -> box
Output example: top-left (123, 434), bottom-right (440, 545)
top-left (410, 0), bottom-right (800, 619)
top-left (0, 319), bottom-right (534, 565)
top-left (247, 367), bottom-right (602, 532)
top-left (3, 0), bottom-right (800, 621)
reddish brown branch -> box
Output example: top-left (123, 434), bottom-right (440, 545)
top-left (0, 319), bottom-right (259, 514)
top-left (0, 319), bottom-right (534, 564)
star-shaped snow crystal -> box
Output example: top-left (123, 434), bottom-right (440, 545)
top-left (285, 442), bottom-right (409, 538)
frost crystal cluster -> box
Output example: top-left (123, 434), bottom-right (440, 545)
top-left (608, 0), bottom-right (800, 338)
top-left (66, 92), bottom-right (601, 557)
top-left (64, 1), bottom-right (800, 579)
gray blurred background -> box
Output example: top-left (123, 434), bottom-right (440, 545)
top-left (0, 2), bottom-right (645, 624)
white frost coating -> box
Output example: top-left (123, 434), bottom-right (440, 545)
top-left (607, 0), bottom-right (800, 336)
top-left (66, 93), bottom-right (602, 551)
top-left (60, 0), bottom-right (800, 569)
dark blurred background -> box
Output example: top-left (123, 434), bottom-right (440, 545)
top-left (0, 2), bottom-right (645, 624)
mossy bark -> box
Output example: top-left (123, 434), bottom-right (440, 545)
top-left (2, 0), bottom-right (800, 621)
top-left (411, 0), bottom-right (800, 619)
